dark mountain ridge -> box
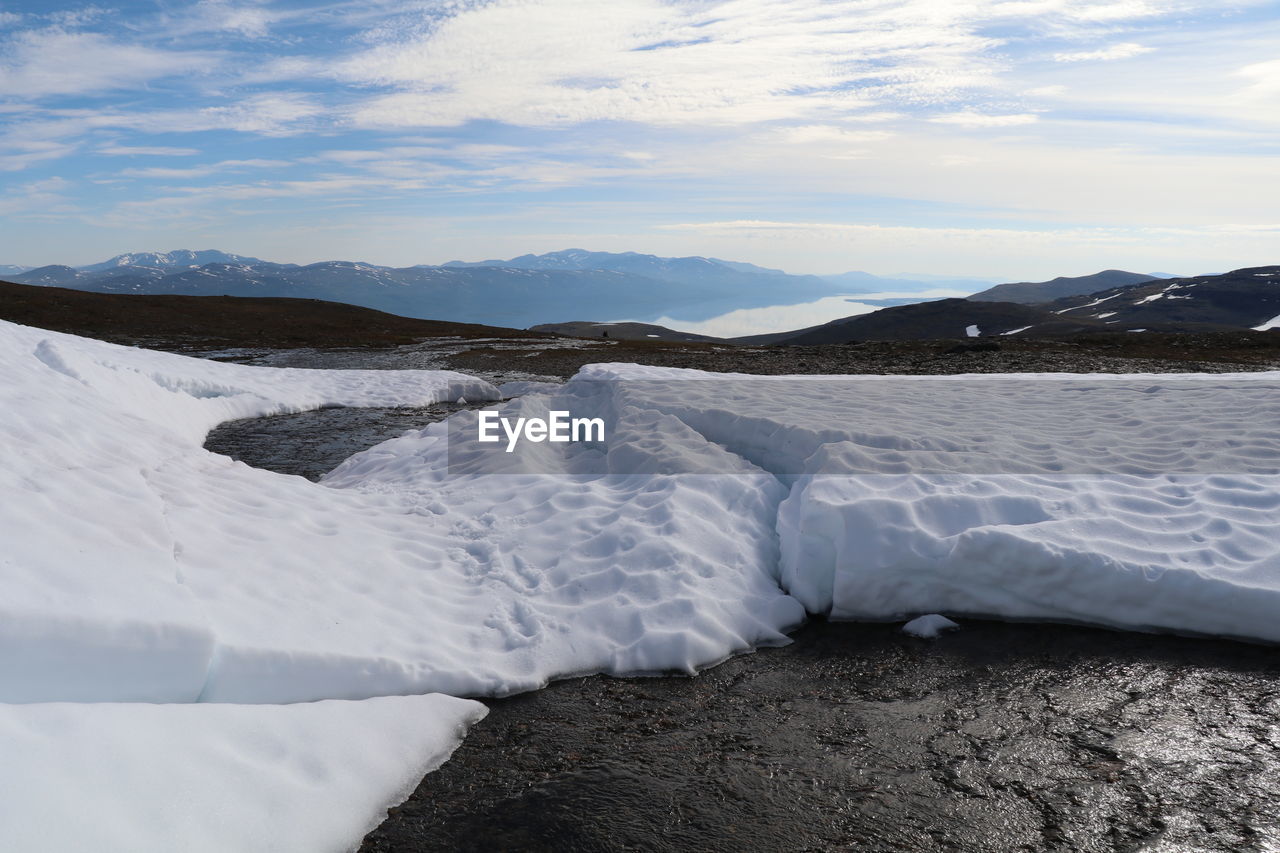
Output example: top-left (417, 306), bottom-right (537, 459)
top-left (1048, 266), bottom-right (1280, 330)
top-left (0, 279), bottom-right (541, 350)
top-left (967, 270), bottom-right (1160, 304)
top-left (745, 267), bottom-right (1278, 345)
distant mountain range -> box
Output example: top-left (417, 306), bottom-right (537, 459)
top-left (77, 250), bottom-right (266, 273)
top-left (5, 250), bottom-right (1275, 342)
top-left (6, 248), bottom-right (852, 328)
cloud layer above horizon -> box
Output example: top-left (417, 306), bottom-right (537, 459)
top-left (0, 0), bottom-right (1277, 277)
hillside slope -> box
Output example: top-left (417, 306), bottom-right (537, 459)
top-left (0, 280), bottom-right (541, 349)
top-left (1049, 266), bottom-right (1280, 330)
top-left (968, 270), bottom-right (1158, 304)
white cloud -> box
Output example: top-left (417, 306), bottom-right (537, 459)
top-left (118, 159), bottom-right (291, 179)
top-left (189, 0), bottom-right (276, 38)
top-left (193, 93), bottom-right (322, 135)
top-left (1235, 59), bottom-right (1280, 102)
top-left (1053, 42), bottom-right (1153, 62)
top-left (777, 125), bottom-right (894, 144)
top-left (338, 0), bottom-right (1009, 128)
top-left (0, 175), bottom-right (76, 217)
top-left (332, 0), bottom-right (1221, 130)
top-left (1024, 85), bottom-right (1067, 96)
top-left (0, 139), bottom-right (77, 172)
top-left (928, 111), bottom-right (1039, 127)
top-left (0, 29), bottom-right (216, 98)
top-left (96, 145), bottom-right (201, 157)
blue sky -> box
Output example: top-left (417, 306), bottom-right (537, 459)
top-left (0, 0), bottom-right (1277, 278)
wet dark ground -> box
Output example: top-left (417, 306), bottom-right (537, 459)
top-left (361, 620), bottom-right (1280, 853)
top-left (197, 341), bottom-right (1280, 853)
top-left (205, 403), bottom-right (473, 481)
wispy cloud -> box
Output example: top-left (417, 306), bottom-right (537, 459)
top-left (96, 145), bottom-right (201, 157)
top-left (1053, 43), bottom-right (1153, 62)
top-left (1234, 59), bottom-right (1280, 102)
top-left (337, 0), bottom-right (1007, 128)
top-left (928, 111), bottom-right (1039, 127)
top-left (117, 159), bottom-right (292, 179)
top-left (0, 176), bottom-right (77, 218)
top-left (0, 29), bottom-right (217, 98)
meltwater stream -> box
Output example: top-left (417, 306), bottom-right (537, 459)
top-left (205, 396), bottom-right (1280, 853)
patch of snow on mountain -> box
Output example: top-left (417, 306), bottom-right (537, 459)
top-left (1056, 291), bottom-right (1122, 314)
top-left (965, 324), bottom-right (980, 337)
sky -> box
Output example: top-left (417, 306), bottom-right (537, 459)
top-left (0, 0), bottom-right (1277, 279)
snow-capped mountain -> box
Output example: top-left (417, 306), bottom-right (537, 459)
top-left (77, 250), bottom-right (266, 273)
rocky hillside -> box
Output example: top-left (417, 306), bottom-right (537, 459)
top-left (1049, 266), bottom-right (1280, 330)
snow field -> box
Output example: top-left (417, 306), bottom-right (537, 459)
top-left (5, 320), bottom-right (1280, 850)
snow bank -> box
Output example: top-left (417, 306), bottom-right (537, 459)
top-left (564, 365), bottom-right (1280, 642)
top-left (1, 320), bottom-right (501, 852)
top-left (0, 694), bottom-right (484, 853)
top-left (0, 320), bottom-right (499, 703)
